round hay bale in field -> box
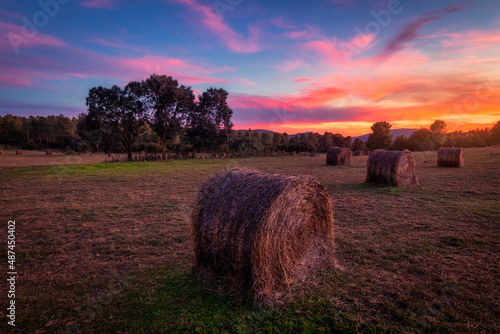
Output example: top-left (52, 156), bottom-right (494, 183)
top-left (45, 149), bottom-right (53, 155)
top-left (326, 147), bottom-right (352, 165)
top-left (191, 167), bottom-right (335, 304)
top-left (437, 147), bottom-right (464, 167)
top-left (353, 150), bottom-right (366, 156)
top-left (366, 149), bottom-right (418, 187)
top-left (15, 149), bottom-right (22, 155)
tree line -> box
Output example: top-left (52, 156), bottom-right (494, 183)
top-left (1, 74), bottom-right (499, 159)
top-left (365, 120), bottom-right (500, 151)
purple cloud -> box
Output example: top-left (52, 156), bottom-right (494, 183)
top-left (379, 3), bottom-right (466, 58)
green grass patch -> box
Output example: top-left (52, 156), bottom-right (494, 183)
top-left (89, 270), bottom-right (361, 334)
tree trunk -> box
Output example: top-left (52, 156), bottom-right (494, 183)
top-left (161, 140), bottom-right (167, 160)
top-left (127, 146), bottom-right (133, 161)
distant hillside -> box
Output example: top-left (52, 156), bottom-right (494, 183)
top-left (354, 128), bottom-right (418, 142)
top-left (235, 128), bottom-right (419, 141)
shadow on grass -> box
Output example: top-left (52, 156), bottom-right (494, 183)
top-left (89, 270), bottom-right (360, 334)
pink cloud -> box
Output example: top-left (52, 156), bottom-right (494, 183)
top-left (80, 0), bottom-right (115, 9)
top-left (229, 85), bottom-right (348, 111)
top-left (294, 77), bottom-right (313, 83)
top-left (289, 86), bottom-right (348, 108)
top-left (0, 22), bottom-right (66, 53)
top-left (86, 37), bottom-right (147, 53)
top-left (231, 76), bottom-right (257, 86)
top-left (302, 40), bottom-right (347, 65)
top-left (271, 17), bottom-right (297, 30)
top-left (172, 0), bottom-right (261, 53)
top-left (272, 59), bottom-right (304, 73)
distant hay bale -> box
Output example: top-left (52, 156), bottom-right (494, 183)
top-left (45, 149), bottom-right (53, 155)
top-left (326, 147), bottom-right (352, 165)
top-left (15, 149), bottom-right (22, 155)
top-left (366, 149), bottom-right (418, 187)
top-left (438, 147), bottom-right (464, 168)
top-left (353, 150), bottom-right (366, 156)
top-left (191, 167), bottom-right (335, 304)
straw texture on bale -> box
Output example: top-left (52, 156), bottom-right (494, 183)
top-left (326, 147), bottom-right (352, 165)
top-left (366, 149), bottom-right (418, 187)
top-left (191, 167), bottom-right (335, 304)
top-left (438, 147), bottom-right (464, 167)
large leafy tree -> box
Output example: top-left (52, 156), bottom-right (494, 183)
top-left (187, 88), bottom-right (233, 153)
top-left (85, 83), bottom-right (147, 161)
top-left (430, 119), bottom-right (447, 148)
top-left (352, 137), bottom-right (365, 151)
top-left (140, 74), bottom-right (194, 160)
top-left (409, 128), bottom-right (435, 151)
top-left (366, 121), bottom-right (393, 149)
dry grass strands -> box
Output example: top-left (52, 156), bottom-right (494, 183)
top-left (191, 167), bottom-right (335, 305)
top-left (326, 147), bottom-right (352, 165)
top-left (438, 147), bottom-right (464, 167)
top-left (366, 149), bottom-right (418, 187)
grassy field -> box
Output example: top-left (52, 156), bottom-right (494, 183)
top-left (1, 147), bottom-right (499, 333)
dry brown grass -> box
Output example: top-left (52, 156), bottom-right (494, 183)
top-left (366, 149), bottom-right (418, 187)
top-left (0, 146), bottom-right (499, 332)
top-left (326, 147), bottom-right (352, 165)
top-left (0, 150), bottom-right (107, 168)
top-left (192, 167), bottom-right (335, 304)
top-left (438, 147), bottom-right (464, 167)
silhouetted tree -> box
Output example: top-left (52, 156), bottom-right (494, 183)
top-left (86, 83), bottom-right (147, 161)
top-left (489, 119), bottom-right (500, 144)
top-left (352, 138), bottom-right (365, 151)
top-left (187, 88), bottom-right (233, 153)
top-left (409, 128), bottom-right (435, 151)
top-left (366, 121), bottom-right (393, 149)
top-left (393, 134), bottom-right (411, 150)
top-left (140, 74), bottom-right (194, 160)
top-left (430, 119), bottom-right (447, 148)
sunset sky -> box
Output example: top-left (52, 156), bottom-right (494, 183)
top-left (1, 0), bottom-right (499, 136)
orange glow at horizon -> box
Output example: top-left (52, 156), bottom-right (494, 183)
top-left (236, 115), bottom-right (499, 137)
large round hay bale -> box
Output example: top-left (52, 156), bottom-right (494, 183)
top-left (353, 150), bottom-right (366, 156)
top-left (45, 149), bottom-right (53, 155)
top-left (437, 147), bottom-right (464, 167)
top-left (191, 167), bottom-right (335, 304)
top-left (326, 147), bottom-right (352, 165)
top-left (15, 149), bottom-right (22, 155)
top-left (366, 149), bottom-right (418, 187)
